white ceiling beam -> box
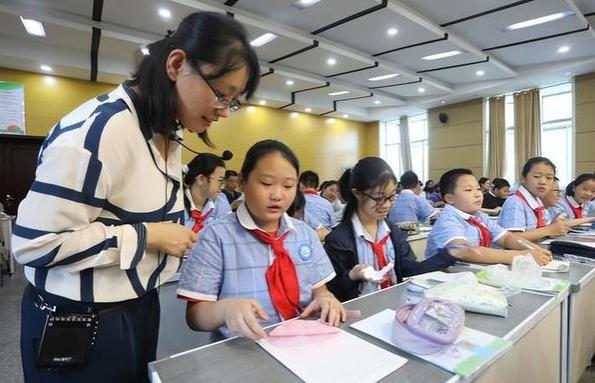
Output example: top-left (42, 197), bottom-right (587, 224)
top-left (170, 0), bottom-right (453, 92)
top-left (563, 0), bottom-right (595, 40)
top-left (385, 0), bottom-right (517, 76)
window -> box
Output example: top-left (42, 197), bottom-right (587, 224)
top-left (381, 119), bottom-right (402, 177)
top-left (540, 83), bottom-right (573, 186)
top-left (409, 114), bottom-right (429, 182)
top-left (504, 95), bottom-right (515, 185)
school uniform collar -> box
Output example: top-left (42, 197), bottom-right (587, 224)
top-left (400, 189), bottom-right (415, 195)
top-left (444, 204), bottom-right (473, 220)
top-left (488, 191), bottom-right (497, 198)
top-left (351, 213), bottom-right (391, 243)
top-left (236, 202), bottom-right (295, 234)
top-left (517, 185), bottom-right (544, 209)
top-left (185, 188), bottom-right (214, 214)
top-left (566, 195), bottom-right (581, 208)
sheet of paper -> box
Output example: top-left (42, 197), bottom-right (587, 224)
top-left (351, 309), bottom-right (511, 379)
top-left (257, 327), bottom-right (407, 383)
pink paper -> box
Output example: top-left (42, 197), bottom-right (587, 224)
top-left (269, 319), bottom-right (341, 337)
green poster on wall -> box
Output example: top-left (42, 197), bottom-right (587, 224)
top-left (0, 81), bottom-right (25, 134)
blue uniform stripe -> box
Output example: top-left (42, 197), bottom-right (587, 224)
top-left (80, 268), bottom-right (94, 302)
top-left (30, 181), bottom-right (106, 208)
top-left (34, 268), bottom-right (49, 290)
top-left (52, 237), bottom-right (118, 267)
top-left (130, 223), bottom-right (147, 268)
top-left (126, 269), bottom-right (146, 297)
top-left (38, 121), bottom-right (86, 166)
top-left (26, 246), bottom-right (61, 268)
top-left (147, 254), bottom-right (169, 291)
top-left (12, 224), bottom-right (72, 240)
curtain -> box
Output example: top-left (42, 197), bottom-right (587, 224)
top-left (514, 88), bottom-right (541, 180)
top-left (487, 97), bottom-right (505, 179)
top-left (399, 115), bottom-right (412, 171)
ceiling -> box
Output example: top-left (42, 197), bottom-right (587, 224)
top-left (1, 0), bottom-right (595, 121)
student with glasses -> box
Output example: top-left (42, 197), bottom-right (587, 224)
top-left (14, 12), bottom-right (259, 383)
top-left (323, 157), bottom-right (458, 302)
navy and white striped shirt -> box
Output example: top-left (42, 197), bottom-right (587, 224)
top-left (12, 83), bottom-right (184, 302)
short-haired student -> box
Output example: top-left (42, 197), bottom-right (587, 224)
top-left (177, 140), bottom-right (345, 340)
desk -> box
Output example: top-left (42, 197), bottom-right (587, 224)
top-left (407, 232), bottom-right (429, 260)
top-left (149, 282), bottom-right (566, 383)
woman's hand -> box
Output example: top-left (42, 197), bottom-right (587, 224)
top-left (146, 222), bottom-right (198, 257)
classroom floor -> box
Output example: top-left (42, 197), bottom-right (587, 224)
top-left (1, 266), bottom-right (594, 383)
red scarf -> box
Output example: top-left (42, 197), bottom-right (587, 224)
top-left (366, 235), bottom-right (393, 289)
top-left (190, 209), bottom-right (212, 234)
top-left (467, 216), bottom-right (491, 247)
top-left (302, 188), bottom-right (318, 195)
top-left (515, 190), bottom-right (546, 228)
top-left (566, 197), bottom-right (583, 219)
top-left (251, 230), bottom-right (300, 320)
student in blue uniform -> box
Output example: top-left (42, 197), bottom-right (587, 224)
top-left (299, 170), bottom-right (337, 239)
top-left (388, 170), bottom-right (439, 224)
top-left (323, 157), bottom-right (460, 302)
top-left (221, 170), bottom-right (243, 210)
top-left (550, 173), bottom-right (595, 221)
top-left (499, 157), bottom-right (571, 242)
top-left (183, 151), bottom-right (232, 234)
top-left (426, 169), bottom-right (551, 265)
top-left (177, 140), bottom-right (345, 340)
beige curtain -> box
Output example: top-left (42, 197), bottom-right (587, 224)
top-left (487, 97), bottom-right (505, 179)
top-left (399, 116), bottom-right (412, 171)
top-left (514, 88), bottom-right (541, 180)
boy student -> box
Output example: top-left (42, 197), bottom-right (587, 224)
top-left (388, 170), bottom-right (439, 224)
top-left (299, 170), bottom-right (337, 239)
top-left (222, 170), bottom-right (243, 210)
top-left (425, 169), bottom-right (552, 265)
top-left (482, 178), bottom-right (510, 210)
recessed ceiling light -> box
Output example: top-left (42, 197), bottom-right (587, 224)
top-left (327, 58), bottom-right (337, 66)
top-left (286, 79), bottom-right (294, 86)
top-left (328, 90), bottom-right (350, 96)
top-left (505, 12), bottom-right (573, 31)
top-left (20, 16), bottom-right (46, 37)
top-left (417, 87), bottom-right (426, 93)
top-left (250, 33), bottom-right (278, 47)
top-left (259, 100), bottom-right (267, 105)
top-left (368, 74), bottom-right (399, 81)
top-left (292, 0), bottom-right (323, 10)
top-left (40, 65), bottom-right (52, 72)
top-left (342, 114), bottom-right (349, 118)
top-left (290, 112), bottom-right (299, 118)
top-left (140, 47), bottom-right (150, 56)
top-left (387, 28), bottom-right (398, 36)
top-left (305, 107), bottom-right (312, 112)
top-left (557, 45), bottom-right (570, 54)
top-left (158, 8), bottom-right (171, 19)
top-left (422, 50), bottom-right (462, 61)
top-left (476, 70), bottom-right (485, 76)
top-left (374, 100), bottom-right (381, 105)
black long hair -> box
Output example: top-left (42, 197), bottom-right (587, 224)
top-left (183, 150), bottom-right (232, 213)
top-left (338, 157), bottom-right (397, 222)
top-left (566, 173), bottom-right (595, 197)
top-left (130, 12), bottom-right (260, 145)
top-left (240, 140), bottom-right (300, 181)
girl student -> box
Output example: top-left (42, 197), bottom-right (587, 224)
top-left (177, 140), bottom-right (345, 340)
top-left (183, 151), bottom-right (233, 234)
top-left (550, 173), bottom-right (595, 223)
top-left (323, 157), bottom-right (459, 302)
top-left (499, 157), bottom-right (571, 242)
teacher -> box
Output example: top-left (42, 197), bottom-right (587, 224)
top-left (13, 11), bottom-right (259, 383)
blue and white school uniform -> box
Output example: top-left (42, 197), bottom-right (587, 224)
top-left (215, 192), bottom-right (233, 215)
top-left (303, 192), bottom-right (337, 229)
top-left (426, 204), bottom-right (507, 258)
top-left (350, 214), bottom-right (397, 296)
top-left (388, 189), bottom-right (438, 224)
top-left (183, 190), bottom-right (231, 232)
top-left (550, 195), bottom-right (586, 219)
top-left (499, 185), bottom-right (549, 231)
top-left (177, 203), bottom-right (336, 337)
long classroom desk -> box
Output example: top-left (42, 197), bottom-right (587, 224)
top-left (149, 281), bottom-right (567, 383)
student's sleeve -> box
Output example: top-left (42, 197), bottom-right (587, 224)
top-left (323, 232), bottom-right (360, 302)
top-left (307, 228), bottom-right (336, 288)
top-left (430, 214), bottom-right (468, 248)
top-left (548, 203), bottom-right (565, 219)
top-left (12, 135), bottom-right (150, 273)
top-left (417, 196), bottom-right (438, 221)
top-left (394, 228), bottom-right (456, 278)
top-left (480, 212), bottom-right (507, 242)
top-left (498, 197), bottom-right (527, 231)
top-left (327, 205), bottom-right (338, 228)
top-left (176, 226), bottom-right (223, 301)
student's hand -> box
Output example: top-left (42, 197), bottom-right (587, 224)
top-left (526, 248), bottom-right (552, 266)
top-left (146, 222), bottom-right (198, 257)
top-left (301, 291), bottom-right (346, 327)
top-left (316, 227), bottom-right (330, 241)
top-left (230, 199), bottom-right (242, 211)
top-left (547, 218), bottom-right (571, 237)
top-left (348, 264), bottom-right (372, 281)
top-left (222, 299), bottom-right (270, 340)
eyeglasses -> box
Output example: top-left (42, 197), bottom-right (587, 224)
top-left (360, 191), bottom-right (397, 206)
top-left (197, 70), bottom-right (242, 112)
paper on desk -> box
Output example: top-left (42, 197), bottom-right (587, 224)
top-left (410, 271), bottom-right (477, 289)
top-left (541, 259), bottom-right (570, 272)
top-left (351, 309), bottom-right (511, 379)
top-left (257, 327), bottom-right (407, 383)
